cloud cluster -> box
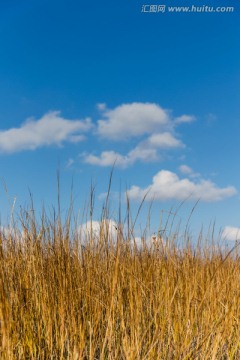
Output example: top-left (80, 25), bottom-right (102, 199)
top-left (128, 170), bottom-right (237, 202)
top-left (1, 103), bottom-right (187, 164)
top-left (84, 131), bottom-right (184, 168)
top-left (78, 219), bottom-right (165, 250)
top-left (83, 102), bottom-right (187, 167)
top-left (2, 102), bottom-right (237, 205)
top-left (0, 111), bottom-right (92, 153)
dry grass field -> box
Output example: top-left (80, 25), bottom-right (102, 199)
top-left (0, 192), bottom-right (240, 359)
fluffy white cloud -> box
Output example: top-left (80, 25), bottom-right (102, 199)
top-left (0, 111), bottom-right (92, 153)
top-left (128, 170), bottom-right (237, 202)
top-left (84, 151), bottom-right (129, 167)
top-left (97, 102), bottom-right (170, 140)
top-left (148, 132), bottom-right (184, 148)
top-left (222, 226), bottom-right (240, 241)
top-left (84, 146), bottom-right (158, 168)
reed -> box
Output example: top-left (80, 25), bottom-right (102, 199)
top-left (0, 188), bottom-right (239, 359)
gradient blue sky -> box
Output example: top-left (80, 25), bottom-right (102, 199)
top-left (0, 0), bottom-right (239, 241)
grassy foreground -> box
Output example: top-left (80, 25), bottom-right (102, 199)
top-left (0, 200), bottom-right (240, 359)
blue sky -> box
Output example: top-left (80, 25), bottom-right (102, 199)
top-left (0, 0), bottom-right (239, 241)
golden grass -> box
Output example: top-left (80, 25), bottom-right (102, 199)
top-left (0, 197), bottom-right (240, 359)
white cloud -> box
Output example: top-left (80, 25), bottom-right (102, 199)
top-left (83, 146), bottom-right (158, 168)
top-left (128, 170), bottom-right (237, 202)
top-left (79, 219), bottom-right (118, 244)
top-left (0, 111), bottom-right (92, 153)
top-left (174, 115), bottom-right (196, 124)
top-left (97, 102), bottom-right (170, 140)
top-left (222, 226), bottom-right (240, 241)
top-left (148, 132), bottom-right (184, 148)
top-left (84, 151), bottom-right (129, 167)
top-left (96, 102), bottom-right (195, 141)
